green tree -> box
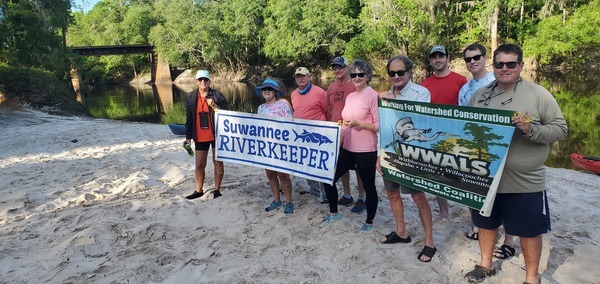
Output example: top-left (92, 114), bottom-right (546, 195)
top-left (0, 0), bottom-right (72, 74)
top-left (456, 122), bottom-right (509, 162)
top-left (524, 0), bottom-right (600, 64)
top-left (261, 0), bottom-right (357, 64)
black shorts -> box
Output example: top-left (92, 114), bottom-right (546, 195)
top-left (195, 140), bottom-right (215, 151)
top-left (471, 191), bottom-right (550, 238)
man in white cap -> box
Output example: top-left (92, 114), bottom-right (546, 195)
top-left (421, 45), bottom-right (467, 221)
top-left (291, 67), bottom-right (329, 203)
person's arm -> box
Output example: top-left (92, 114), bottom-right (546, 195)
top-left (519, 90), bottom-right (568, 143)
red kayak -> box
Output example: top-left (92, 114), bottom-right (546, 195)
top-left (570, 153), bottom-right (600, 175)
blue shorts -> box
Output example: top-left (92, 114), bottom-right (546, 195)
top-left (471, 191), bottom-right (550, 238)
top-left (195, 141), bottom-right (215, 151)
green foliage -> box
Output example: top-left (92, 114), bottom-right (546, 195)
top-left (0, 66), bottom-right (87, 115)
top-left (63, 0), bottom-right (598, 81)
top-left (524, 0), bottom-right (600, 64)
top-left (261, 0), bottom-right (357, 64)
top-left (67, 0), bottom-right (156, 82)
top-left (0, 0), bottom-right (72, 74)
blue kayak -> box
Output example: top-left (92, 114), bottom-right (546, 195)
top-left (168, 123), bottom-right (186, 136)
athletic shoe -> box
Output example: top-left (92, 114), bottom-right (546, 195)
top-left (284, 203), bottom-right (294, 214)
top-left (337, 196), bottom-right (354, 206)
top-left (319, 213), bottom-right (342, 228)
top-left (265, 201), bottom-right (282, 212)
top-left (213, 190), bottom-right (222, 199)
top-left (351, 199), bottom-right (366, 214)
top-left (186, 191), bottom-right (204, 200)
top-left (359, 223), bottom-right (373, 232)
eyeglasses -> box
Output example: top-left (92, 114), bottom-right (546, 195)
top-left (349, 73), bottom-right (366, 78)
top-left (331, 65), bottom-right (345, 71)
top-left (493, 61), bottom-right (520, 69)
top-left (197, 78), bottom-right (210, 82)
top-left (464, 54), bottom-right (482, 63)
top-left (261, 87), bottom-right (275, 92)
top-left (388, 70), bottom-right (407, 77)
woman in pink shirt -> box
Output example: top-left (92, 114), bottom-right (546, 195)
top-left (320, 59), bottom-right (380, 232)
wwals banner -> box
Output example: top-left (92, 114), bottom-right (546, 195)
top-left (215, 110), bottom-right (341, 184)
top-left (379, 100), bottom-right (515, 216)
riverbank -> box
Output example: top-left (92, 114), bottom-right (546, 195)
top-left (0, 108), bottom-right (598, 283)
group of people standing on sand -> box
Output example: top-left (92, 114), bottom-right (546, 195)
top-left (182, 43), bottom-right (568, 284)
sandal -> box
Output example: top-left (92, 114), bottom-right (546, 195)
top-left (465, 231), bottom-right (479, 240)
top-left (493, 244), bottom-right (515, 259)
top-left (417, 246), bottom-right (437, 262)
top-left (380, 231), bottom-right (411, 244)
top-left (465, 264), bottom-right (496, 283)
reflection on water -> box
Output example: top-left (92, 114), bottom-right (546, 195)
top-left (81, 74), bottom-right (599, 170)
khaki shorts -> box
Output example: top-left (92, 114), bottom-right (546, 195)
top-left (383, 178), bottom-right (421, 195)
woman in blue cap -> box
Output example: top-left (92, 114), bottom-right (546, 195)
top-left (255, 78), bottom-right (294, 214)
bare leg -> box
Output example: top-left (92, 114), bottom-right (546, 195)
top-left (265, 169), bottom-right (281, 202)
top-left (278, 172), bottom-right (292, 203)
top-left (412, 192), bottom-right (434, 248)
top-left (380, 190), bottom-right (408, 243)
top-left (503, 233), bottom-right (516, 247)
top-left (521, 235), bottom-right (542, 284)
top-left (477, 228), bottom-right (498, 270)
top-left (435, 197), bottom-right (450, 221)
top-left (194, 150), bottom-right (209, 193)
top-left (355, 169), bottom-right (365, 199)
top-left (211, 147), bottom-right (223, 192)
top-left (340, 171), bottom-right (351, 196)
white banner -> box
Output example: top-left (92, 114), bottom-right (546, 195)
top-left (215, 110), bottom-right (341, 184)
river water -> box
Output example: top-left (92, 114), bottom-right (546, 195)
top-left (81, 73), bottom-right (599, 170)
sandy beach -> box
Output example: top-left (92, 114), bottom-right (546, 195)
top-left (1, 107), bottom-right (598, 283)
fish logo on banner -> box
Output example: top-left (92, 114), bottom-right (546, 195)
top-left (293, 129), bottom-right (334, 146)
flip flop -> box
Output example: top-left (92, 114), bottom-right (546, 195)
top-left (493, 244), bottom-right (515, 259)
top-left (380, 231), bottom-right (411, 244)
top-left (418, 246), bottom-right (437, 262)
top-left (465, 231), bottom-right (479, 240)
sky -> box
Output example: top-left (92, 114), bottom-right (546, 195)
top-left (73, 0), bottom-right (101, 13)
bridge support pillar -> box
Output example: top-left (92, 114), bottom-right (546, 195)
top-left (152, 53), bottom-right (172, 84)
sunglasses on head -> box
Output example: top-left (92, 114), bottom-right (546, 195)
top-left (464, 54), bottom-right (482, 63)
top-left (349, 72), bottom-right (366, 78)
top-left (388, 70), bottom-right (407, 77)
top-left (493, 61), bottom-right (520, 69)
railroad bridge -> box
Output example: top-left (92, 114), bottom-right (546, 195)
top-left (70, 44), bottom-right (172, 84)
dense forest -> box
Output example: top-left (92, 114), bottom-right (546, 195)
top-left (1, 0), bottom-right (599, 84)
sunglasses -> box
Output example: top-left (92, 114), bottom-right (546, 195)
top-left (197, 78), bottom-right (210, 82)
top-left (349, 73), bottom-right (366, 78)
top-left (388, 70), bottom-right (407, 77)
top-left (493, 61), bottom-right (520, 69)
top-left (331, 65), bottom-right (346, 71)
top-left (464, 54), bottom-right (482, 63)
top-left (261, 87), bottom-right (275, 92)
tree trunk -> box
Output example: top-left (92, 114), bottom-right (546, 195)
top-left (491, 5), bottom-right (499, 52)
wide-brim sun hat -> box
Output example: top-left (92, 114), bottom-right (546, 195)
top-left (255, 78), bottom-right (284, 98)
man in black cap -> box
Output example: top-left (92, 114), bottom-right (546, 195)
top-left (326, 56), bottom-right (366, 214)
